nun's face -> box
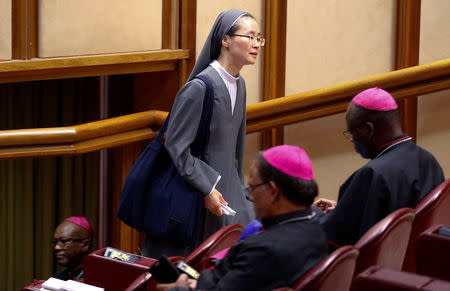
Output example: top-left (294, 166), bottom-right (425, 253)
top-left (226, 17), bottom-right (261, 66)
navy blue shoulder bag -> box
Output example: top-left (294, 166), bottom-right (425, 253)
top-left (117, 75), bottom-right (214, 246)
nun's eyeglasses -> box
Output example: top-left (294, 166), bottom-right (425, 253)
top-left (229, 34), bottom-right (265, 47)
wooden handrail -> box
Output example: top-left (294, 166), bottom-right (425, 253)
top-left (0, 49), bottom-right (190, 83)
top-left (0, 111), bottom-right (167, 159)
top-left (247, 58), bottom-right (450, 132)
top-left (0, 58), bottom-right (448, 159)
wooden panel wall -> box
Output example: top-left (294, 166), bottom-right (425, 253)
top-left (262, 0), bottom-right (287, 148)
top-left (12, 0), bottom-right (37, 59)
top-left (396, 0), bottom-right (422, 142)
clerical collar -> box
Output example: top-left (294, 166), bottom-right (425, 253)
top-left (261, 209), bottom-right (315, 229)
top-left (372, 134), bottom-right (412, 159)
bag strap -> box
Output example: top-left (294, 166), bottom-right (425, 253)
top-left (155, 75), bottom-right (214, 160)
top-left (190, 75), bottom-right (214, 160)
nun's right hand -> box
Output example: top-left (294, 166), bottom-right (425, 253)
top-left (204, 189), bottom-right (227, 216)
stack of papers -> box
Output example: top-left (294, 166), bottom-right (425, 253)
top-left (41, 277), bottom-right (104, 291)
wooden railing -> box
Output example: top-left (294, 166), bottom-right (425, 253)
top-left (0, 49), bottom-right (190, 83)
top-left (0, 58), bottom-right (448, 159)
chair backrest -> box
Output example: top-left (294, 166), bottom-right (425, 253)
top-left (402, 178), bottom-right (450, 272)
top-left (292, 245), bottom-right (359, 291)
top-left (352, 265), bottom-right (450, 291)
top-left (184, 223), bottom-right (244, 271)
top-left (354, 207), bottom-right (415, 275)
top-left (415, 224), bottom-right (450, 281)
top-left (83, 248), bottom-right (156, 291)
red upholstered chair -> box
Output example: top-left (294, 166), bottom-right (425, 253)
top-left (353, 207), bottom-right (415, 276)
top-left (402, 178), bottom-right (450, 272)
top-left (415, 224), bottom-right (450, 281)
top-left (281, 245), bottom-right (359, 291)
top-left (183, 223), bottom-right (244, 271)
top-left (352, 265), bottom-right (450, 291)
top-left (83, 248), bottom-right (157, 291)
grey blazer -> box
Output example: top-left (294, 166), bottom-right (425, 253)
top-left (165, 66), bottom-right (254, 239)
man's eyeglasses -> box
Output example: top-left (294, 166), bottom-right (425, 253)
top-left (51, 238), bottom-right (87, 248)
top-left (245, 182), bottom-right (267, 201)
top-left (342, 123), bottom-right (367, 141)
top-left (229, 34), bottom-right (266, 47)
top-left (342, 129), bottom-right (354, 141)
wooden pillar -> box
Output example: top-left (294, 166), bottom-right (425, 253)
top-left (396, 0), bottom-right (421, 142)
top-left (179, 0), bottom-right (197, 85)
top-left (12, 0), bottom-right (37, 59)
top-left (262, 0), bottom-right (287, 149)
top-left (162, 0), bottom-right (180, 49)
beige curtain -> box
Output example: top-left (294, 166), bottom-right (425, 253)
top-left (0, 78), bottom-right (100, 291)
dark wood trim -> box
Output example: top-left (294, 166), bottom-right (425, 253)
top-left (162, 0), bottom-right (179, 49)
top-left (98, 76), bottom-right (110, 248)
top-left (28, 0), bottom-right (38, 58)
top-left (396, 0), bottom-right (421, 142)
top-left (178, 0), bottom-right (196, 85)
top-left (12, 0), bottom-right (37, 59)
top-left (12, 0), bottom-right (27, 59)
top-left (262, 0), bottom-right (287, 148)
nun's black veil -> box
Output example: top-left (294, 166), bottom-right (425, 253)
top-left (187, 9), bottom-right (252, 82)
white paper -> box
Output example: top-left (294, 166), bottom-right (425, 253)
top-left (61, 280), bottom-right (104, 291)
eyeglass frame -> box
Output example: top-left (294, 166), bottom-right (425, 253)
top-left (51, 237), bottom-right (88, 248)
top-left (342, 122), bottom-right (368, 141)
top-left (245, 182), bottom-right (268, 201)
top-left (228, 34), bottom-right (266, 47)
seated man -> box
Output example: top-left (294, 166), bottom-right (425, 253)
top-left (52, 216), bottom-right (93, 281)
top-left (315, 87), bottom-right (444, 248)
top-left (158, 145), bottom-right (329, 291)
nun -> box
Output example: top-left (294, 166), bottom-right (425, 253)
top-left (143, 9), bottom-right (264, 257)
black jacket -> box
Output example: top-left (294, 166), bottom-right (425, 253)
top-left (180, 209), bottom-right (328, 291)
top-left (321, 136), bottom-right (444, 247)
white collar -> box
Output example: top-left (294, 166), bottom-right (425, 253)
top-left (210, 60), bottom-right (240, 82)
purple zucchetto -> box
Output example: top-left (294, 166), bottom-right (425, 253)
top-left (64, 216), bottom-right (93, 234)
top-left (263, 145), bottom-right (314, 180)
top-left (352, 87), bottom-right (398, 111)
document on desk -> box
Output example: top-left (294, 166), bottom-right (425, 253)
top-left (60, 280), bottom-right (104, 291)
top-left (41, 277), bottom-right (104, 291)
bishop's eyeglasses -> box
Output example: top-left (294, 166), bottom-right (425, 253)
top-left (244, 182), bottom-right (268, 201)
top-left (51, 238), bottom-right (87, 248)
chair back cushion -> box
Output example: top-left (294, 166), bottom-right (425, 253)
top-left (403, 179), bottom-right (450, 272)
top-left (352, 265), bottom-right (450, 291)
top-left (415, 224), bottom-right (450, 281)
top-left (293, 245), bottom-right (359, 291)
top-left (184, 224), bottom-right (244, 271)
top-left (354, 208), bottom-right (415, 275)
